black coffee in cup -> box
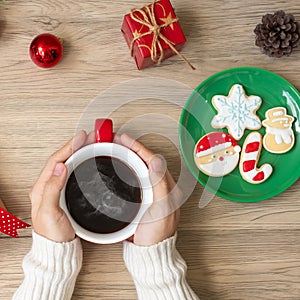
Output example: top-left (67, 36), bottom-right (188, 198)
top-left (65, 156), bottom-right (142, 234)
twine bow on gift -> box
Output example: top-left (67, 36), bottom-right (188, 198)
top-left (130, 2), bottom-right (195, 70)
top-left (0, 208), bottom-right (30, 238)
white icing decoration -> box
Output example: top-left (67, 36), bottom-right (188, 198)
top-left (273, 111), bottom-right (284, 116)
top-left (198, 152), bottom-right (240, 177)
top-left (271, 117), bottom-right (288, 122)
top-left (266, 126), bottom-right (293, 145)
top-left (196, 142), bottom-right (232, 157)
top-left (211, 84), bottom-right (262, 140)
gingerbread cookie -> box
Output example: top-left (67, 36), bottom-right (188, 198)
top-left (211, 84), bottom-right (262, 140)
top-left (194, 132), bottom-right (241, 177)
top-left (239, 132), bottom-right (273, 184)
top-left (262, 107), bottom-right (295, 154)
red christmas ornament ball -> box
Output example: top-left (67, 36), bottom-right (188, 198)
top-left (29, 33), bottom-right (63, 68)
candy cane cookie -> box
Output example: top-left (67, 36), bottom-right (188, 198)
top-left (239, 132), bottom-right (273, 184)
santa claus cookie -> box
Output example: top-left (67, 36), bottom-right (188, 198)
top-left (211, 84), bottom-right (262, 140)
top-left (239, 132), bottom-right (273, 184)
top-left (262, 107), bottom-right (295, 154)
top-left (194, 132), bottom-right (241, 177)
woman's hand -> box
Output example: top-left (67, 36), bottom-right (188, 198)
top-left (114, 134), bottom-right (182, 246)
top-left (30, 130), bottom-right (94, 243)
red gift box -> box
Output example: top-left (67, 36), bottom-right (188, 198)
top-left (121, 0), bottom-right (193, 70)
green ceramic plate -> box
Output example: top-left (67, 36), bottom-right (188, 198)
top-left (179, 67), bottom-right (300, 202)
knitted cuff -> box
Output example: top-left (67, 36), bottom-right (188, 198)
top-left (123, 233), bottom-right (199, 300)
top-left (13, 231), bottom-right (83, 300)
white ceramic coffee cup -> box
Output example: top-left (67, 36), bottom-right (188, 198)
top-left (59, 119), bottom-right (153, 244)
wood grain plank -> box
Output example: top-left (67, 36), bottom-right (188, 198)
top-left (1, 0), bottom-right (300, 299)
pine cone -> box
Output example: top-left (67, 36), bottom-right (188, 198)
top-left (254, 10), bottom-right (300, 57)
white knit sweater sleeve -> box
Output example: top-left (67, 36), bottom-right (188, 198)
top-left (13, 231), bottom-right (83, 300)
top-left (123, 233), bottom-right (199, 300)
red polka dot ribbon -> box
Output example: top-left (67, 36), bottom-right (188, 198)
top-left (0, 208), bottom-right (31, 238)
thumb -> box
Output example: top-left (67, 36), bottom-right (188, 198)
top-left (149, 155), bottom-right (168, 202)
top-left (143, 156), bottom-right (175, 222)
top-left (42, 163), bottom-right (67, 209)
top-left (142, 156), bottom-right (170, 223)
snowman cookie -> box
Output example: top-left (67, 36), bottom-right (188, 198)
top-left (194, 132), bottom-right (241, 177)
top-left (262, 107), bottom-right (295, 154)
top-left (211, 84), bottom-right (262, 140)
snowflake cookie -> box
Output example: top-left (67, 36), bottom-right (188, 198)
top-left (211, 84), bottom-right (262, 140)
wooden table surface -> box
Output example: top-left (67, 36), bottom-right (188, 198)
top-left (1, 0), bottom-right (300, 299)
